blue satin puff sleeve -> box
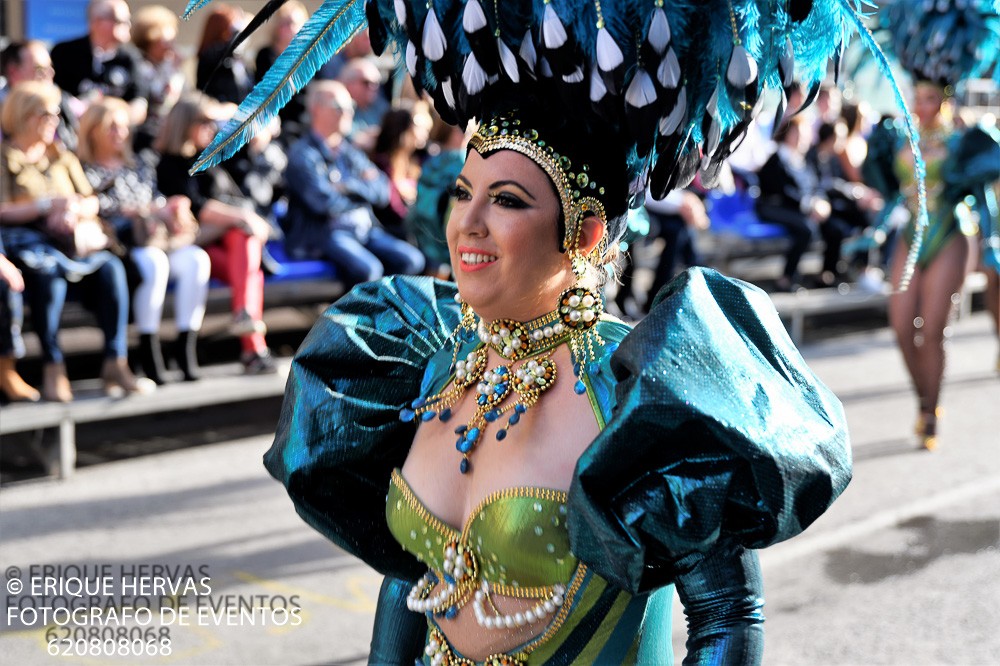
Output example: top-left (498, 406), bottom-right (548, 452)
top-left (568, 267), bottom-right (852, 595)
top-left (264, 276), bottom-right (461, 581)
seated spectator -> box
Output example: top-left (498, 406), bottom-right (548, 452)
top-left (0, 238), bottom-right (39, 403)
top-left (807, 121), bottom-right (883, 231)
top-left (50, 0), bottom-right (148, 123)
top-left (1, 40), bottom-right (81, 151)
top-left (405, 119), bottom-right (468, 278)
top-left (196, 4), bottom-right (253, 105)
top-left (254, 1), bottom-right (309, 142)
top-left (79, 97), bottom-right (211, 384)
top-left (756, 115), bottom-right (853, 290)
top-left (131, 4), bottom-right (186, 152)
top-left (154, 94), bottom-right (276, 375)
top-left (838, 102), bottom-right (869, 183)
top-left (0, 81), bottom-right (152, 401)
top-left (222, 120), bottom-right (288, 217)
top-left (371, 107), bottom-right (421, 238)
top-left (284, 81), bottom-right (424, 287)
top-left (337, 58), bottom-right (389, 151)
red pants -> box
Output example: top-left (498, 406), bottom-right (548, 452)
top-left (205, 228), bottom-right (266, 355)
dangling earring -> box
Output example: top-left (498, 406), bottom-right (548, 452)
top-left (557, 217), bottom-right (605, 394)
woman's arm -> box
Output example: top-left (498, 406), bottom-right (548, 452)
top-left (197, 199), bottom-right (271, 240)
top-left (368, 577), bottom-right (427, 665)
top-left (675, 540), bottom-right (765, 665)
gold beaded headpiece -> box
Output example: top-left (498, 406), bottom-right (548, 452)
top-left (468, 111), bottom-right (610, 257)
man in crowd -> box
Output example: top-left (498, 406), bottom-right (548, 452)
top-left (283, 81), bottom-right (424, 286)
top-left (337, 57), bottom-right (389, 151)
top-left (1, 41), bottom-right (81, 150)
top-left (50, 0), bottom-right (147, 122)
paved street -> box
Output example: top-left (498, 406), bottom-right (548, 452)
top-left (1, 312), bottom-right (997, 665)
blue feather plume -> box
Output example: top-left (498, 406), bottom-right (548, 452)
top-left (837, 0), bottom-right (927, 293)
top-left (190, 0), bottom-right (366, 173)
top-left (181, 0), bottom-right (215, 20)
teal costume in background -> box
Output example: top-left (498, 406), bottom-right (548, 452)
top-left (265, 269), bottom-right (851, 664)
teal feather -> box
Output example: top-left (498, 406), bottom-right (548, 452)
top-left (181, 0), bottom-right (215, 20)
top-left (190, 0), bottom-right (366, 173)
top-left (837, 0), bottom-right (927, 292)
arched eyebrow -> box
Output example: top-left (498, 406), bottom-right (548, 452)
top-left (455, 175), bottom-right (537, 202)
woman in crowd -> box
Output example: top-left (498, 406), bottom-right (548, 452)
top-left (0, 81), bottom-right (150, 401)
top-left (131, 4), bottom-right (186, 153)
top-left (79, 97), bottom-right (211, 384)
top-left (196, 4), bottom-right (252, 105)
top-left (254, 0), bottom-right (310, 141)
top-left (154, 94), bottom-right (275, 375)
top-left (371, 107), bottom-right (421, 239)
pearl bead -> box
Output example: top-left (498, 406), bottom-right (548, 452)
top-left (582, 309), bottom-right (595, 322)
top-left (503, 346), bottom-right (512, 356)
top-left (554, 584), bottom-right (566, 594)
top-left (544, 326), bottom-right (553, 337)
top-left (569, 310), bottom-right (581, 321)
top-left (455, 360), bottom-right (466, 370)
top-left (525, 609), bottom-right (536, 622)
top-left (532, 330), bottom-right (544, 340)
top-left (568, 294), bottom-right (581, 307)
top-left (543, 600), bottom-right (555, 613)
top-left (483, 616), bottom-right (495, 629)
top-left (514, 612), bottom-right (526, 626)
top-left (491, 334), bottom-right (502, 345)
top-left (553, 323), bottom-right (565, 334)
top-left (582, 294), bottom-right (595, 307)
top-left (511, 339), bottom-right (521, 349)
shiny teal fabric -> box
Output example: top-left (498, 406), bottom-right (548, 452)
top-left (568, 268), bottom-right (852, 594)
top-left (265, 270), bottom-right (851, 663)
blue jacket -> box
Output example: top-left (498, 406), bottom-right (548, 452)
top-left (283, 131), bottom-right (390, 257)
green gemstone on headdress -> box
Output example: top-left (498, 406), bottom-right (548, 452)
top-left (525, 129), bottom-right (538, 140)
top-left (589, 182), bottom-right (596, 189)
top-left (558, 156), bottom-right (571, 169)
top-left (576, 173), bottom-right (589, 188)
top-left (488, 125), bottom-right (499, 135)
top-left (599, 187), bottom-right (605, 195)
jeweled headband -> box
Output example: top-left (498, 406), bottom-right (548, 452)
top-left (469, 111), bottom-right (610, 256)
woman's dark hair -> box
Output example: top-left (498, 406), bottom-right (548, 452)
top-left (373, 108), bottom-right (415, 157)
top-left (840, 102), bottom-right (862, 135)
top-left (198, 5), bottom-right (242, 55)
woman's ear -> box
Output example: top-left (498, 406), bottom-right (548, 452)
top-left (577, 214), bottom-right (606, 256)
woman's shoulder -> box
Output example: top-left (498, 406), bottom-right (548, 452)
top-left (568, 267), bottom-right (852, 594)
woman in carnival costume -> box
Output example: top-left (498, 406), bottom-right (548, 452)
top-left (179, 0), bottom-right (927, 662)
top-left (866, 0), bottom-right (1000, 450)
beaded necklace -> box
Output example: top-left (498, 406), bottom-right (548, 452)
top-left (399, 286), bottom-right (604, 473)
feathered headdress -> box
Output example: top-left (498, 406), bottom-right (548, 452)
top-left (183, 0), bottom-right (929, 286)
top-left (872, 0), bottom-right (1000, 88)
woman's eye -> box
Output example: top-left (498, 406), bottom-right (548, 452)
top-left (450, 184), bottom-right (471, 201)
top-left (490, 192), bottom-right (527, 209)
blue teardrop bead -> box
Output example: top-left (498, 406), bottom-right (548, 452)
top-left (515, 403), bottom-right (527, 414)
top-left (467, 427), bottom-right (480, 440)
top-left (421, 411), bottom-right (437, 422)
top-left (508, 412), bottom-right (520, 425)
top-left (411, 397), bottom-right (427, 409)
top-left (445, 606), bottom-right (458, 619)
top-left (399, 408), bottom-right (415, 422)
top-left (458, 439), bottom-right (472, 453)
top-left (484, 410), bottom-right (499, 423)
top-left (574, 380), bottom-right (587, 394)
top-left (495, 429), bottom-right (507, 441)
top-left (438, 408), bottom-right (452, 422)
top-left (443, 573), bottom-right (456, 585)
top-left (459, 458), bottom-right (470, 474)
top-left (454, 425), bottom-right (468, 435)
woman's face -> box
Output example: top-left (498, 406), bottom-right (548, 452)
top-left (21, 102), bottom-right (61, 145)
top-left (190, 115), bottom-right (217, 150)
top-left (447, 149), bottom-right (572, 322)
top-left (914, 83), bottom-right (945, 127)
top-left (92, 108), bottom-right (131, 158)
top-left (146, 27), bottom-right (178, 64)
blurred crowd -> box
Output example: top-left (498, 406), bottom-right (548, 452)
top-left (0, 0), bottom-right (467, 403)
top-left (0, 0), bottom-right (989, 405)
